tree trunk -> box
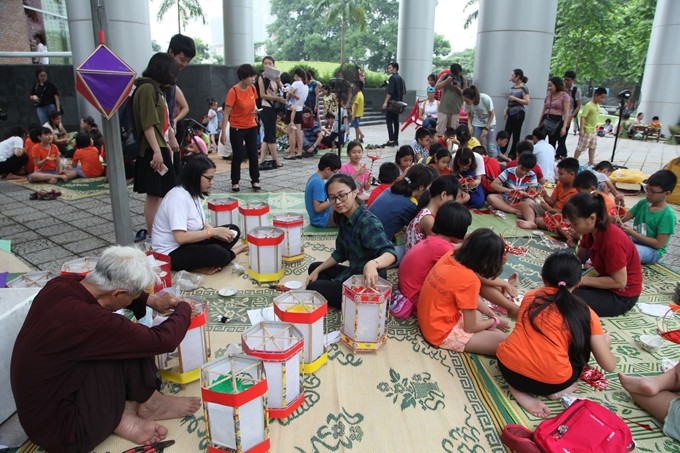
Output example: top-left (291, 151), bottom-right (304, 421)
top-left (177, 0), bottom-right (182, 33)
top-left (340, 15), bottom-right (346, 65)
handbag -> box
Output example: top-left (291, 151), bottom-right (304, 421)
top-left (386, 100), bottom-right (407, 114)
top-left (541, 94), bottom-right (562, 135)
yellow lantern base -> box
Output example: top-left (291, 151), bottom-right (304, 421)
top-left (282, 254), bottom-right (305, 263)
top-left (301, 352), bottom-right (328, 373)
top-left (247, 268), bottom-right (285, 284)
top-left (340, 333), bottom-right (387, 353)
top-left (159, 367), bottom-right (201, 384)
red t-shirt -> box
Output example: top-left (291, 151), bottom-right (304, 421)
top-left (226, 84), bottom-right (257, 129)
top-left (24, 138), bottom-right (38, 173)
top-left (482, 156), bottom-right (501, 193)
top-left (367, 183), bottom-right (390, 207)
top-left (580, 223), bottom-right (642, 298)
top-left (506, 159), bottom-right (544, 181)
top-left (399, 235), bottom-right (454, 305)
top-left (72, 146), bottom-right (104, 178)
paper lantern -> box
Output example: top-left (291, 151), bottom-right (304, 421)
top-left (61, 256), bottom-right (99, 277)
top-left (156, 296), bottom-right (211, 384)
top-left (273, 212), bottom-right (304, 263)
top-left (241, 321), bottom-right (304, 418)
top-left (274, 290), bottom-right (328, 373)
top-left (341, 275), bottom-right (391, 352)
top-left (146, 251), bottom-right (171, 293)
top-left (247, 227), bottom-right (285, 284)
top-left (239, 201), bottom-right (270, 235)
top-left (201, 354), bottom-right (270, 453)
top-left (208, 196), bottom-right (240, 227)
top-left (6, 270), bottom-right (58, 288)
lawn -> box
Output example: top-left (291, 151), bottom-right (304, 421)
top-left (276, 61), bottom-right (387, 87)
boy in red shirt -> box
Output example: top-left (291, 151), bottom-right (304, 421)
top-left (28, 127), bottom-right (73, 183)
top-left (70, 132), bottom-right (104, 178)
top-left (367, 162), bottom-right (400, 207)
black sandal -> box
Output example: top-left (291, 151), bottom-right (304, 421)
top-left (251, 182), bottom-right (261, 192)
top-left (232, 184), bottom-right (240, 192)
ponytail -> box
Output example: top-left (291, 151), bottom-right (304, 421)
top-left (562, 192), bottom-right (610, 231)
top-left (392, 164), bottom-right (435, 198)
top-left (462, 85), bottom-right (480, 104)
top-left (513, 68), bottom-right (528, 84)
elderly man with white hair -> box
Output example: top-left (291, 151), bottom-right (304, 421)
top-left (11, 246), bottom-right (201, 453)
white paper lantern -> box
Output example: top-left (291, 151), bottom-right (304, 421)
top-left (156, 296), bottom-right (211, 384)
top-left (273, 212), bottom-right (305, 263)
top-left (61, 256), bottom-right (99, 277)
top-left (247, 227), bottom-right (285, 284)
top-left (239, 201), bottom-right (270, 235)
top-left (273, 290), bottom-right (328, 373)
top-left (208, 196), bottom-right (239, 227)
top-left (201, 353), bottom-right (270, 453)
top-left (341, 275), bottom-right (391, 352)
top-left (6, 270), bottom-right (58, 288)
top-left (241, 321), bottom-right (304, 418)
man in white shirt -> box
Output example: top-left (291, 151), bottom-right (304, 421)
top-left (531, 127), bottom-right (555, 182)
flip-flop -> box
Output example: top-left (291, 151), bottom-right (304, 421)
top-left (134, 229), bottom-right (148, 243)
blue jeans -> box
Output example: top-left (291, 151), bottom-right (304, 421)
top-left (36, 104), bottom-right (56, 126)
top-left (422, 117), bottom-right (437, 131)
top-left (635, 243), bottom-right (661, 264)
top-left (473, 125), bottom-right (498, 158)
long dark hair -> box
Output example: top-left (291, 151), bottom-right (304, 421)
top-left (417, 174), bottom-right (460, 209)
top-left (454, 228), bottom-right (504, 278)
top-left (563, 192), bottom-right (609, 231)
top-left (527, 251), bottom-right (592, 367)
top-left (462, 85), bottom-right (480, 104)
top-left (142, 52), bottom-right (178, 86)
top-left (453, 148), bottom-right (477, 173)
top-left (326, 173), bottom-right (358, 224)
top-left (178, 154), bottom-right (216, 198)
top-left (391, 164), bottom-right (435, 198)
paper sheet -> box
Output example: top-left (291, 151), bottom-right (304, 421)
top-left (637, 303), bottom-right (673, 318)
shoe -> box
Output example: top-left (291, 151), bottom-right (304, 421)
top-left (295, 155), bottom-right (302, 159)
top-left (275, 161), bottom-right (284, 168)
top-left (302, 151), bottom-right (315, 158)
top-left (251, 182), bottom-right (261, 192)
top-left (232, 184), bottom-right (240, 192)
top-left (134, 229), bottom-right (148, 243)
top-left (283, 155), bottom-right (296, 160)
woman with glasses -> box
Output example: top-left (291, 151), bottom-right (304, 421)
top-left (152, 154), bottom-right (244, 274)
top-left (306, 173), bottom-right (397, 308)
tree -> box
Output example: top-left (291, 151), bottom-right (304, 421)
top-left (463, 0), bottom-right (478, 30)
top-left (155, 0), bottom-right (206, 34)
top-left (316, 0), bottom-right (371, 66)
top-left (151, 40), bottom-right (161, 52)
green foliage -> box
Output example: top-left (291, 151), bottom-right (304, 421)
top-left (463, 0), bottom-right (478, 30)
top-left (434, 49), bottom-right (475, 79)
top-left (155, 0), bottom-right (206, 34)
top-left (316, 0), bottom-right (371, 64)
top-left (189, 37), bottom-right (223, 64)
top-left (151, 40), bottom-right (161, 52)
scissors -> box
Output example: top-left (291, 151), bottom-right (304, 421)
top-left (122, 440), bottom-right (175, 453)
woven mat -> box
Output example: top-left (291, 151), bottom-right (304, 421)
top-left (8, 177), bottom-right (124, 201)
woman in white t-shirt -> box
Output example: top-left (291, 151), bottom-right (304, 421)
top-left (463, 85), bottom-right (498, 158)
top-left (0, 127), bottom-right (28, 179)
top-left (284, 68), bottom-right (309, 159)
top-left (420, 86), bottom-right (439, 132)
top-left (151, 155), bottom-right (245, 274)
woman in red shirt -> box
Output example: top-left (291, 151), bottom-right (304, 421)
top-left (563, 192), bottom-right (642, 317)
top-left (537, 77), bottom-right (570, 152)
top-left (220, 64), bottom-right (260, 192)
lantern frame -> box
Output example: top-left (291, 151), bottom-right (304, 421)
top-left (239, 201), bottom-right (270, 236)
top-left (61, 256), bottom-right (99, 277)
top-left (6, 270), bottom-right (58, 288)
top-left (157, 296), bottom-right (211, 384)
top-left (272, 212), bottom-right (305, 263)
top-left (273, 290), bottom-right (328, 373)
top-left (241, 321), bottom-right (304, 418)
top-left (341, 275), bottom-right (391, 352)
top-left (247, 227), bottom-right (285, 284)
top-left (208, 196), bottom-right (240, 228)
top-left (201, 354), bottom-right (270, 453)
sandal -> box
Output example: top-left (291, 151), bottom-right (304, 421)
top-left (275, 161), bottom-right (284, 168)
top-left (251, 182), bottom-right (261, 192)
top-left (232, 184), bottom-right (240, 192)
top-left (283, 155), bottom-right (296, 160)
top-left (134, 229), bottom-right (148, 243)
top-left (295, 155), bottom-right (303, 160)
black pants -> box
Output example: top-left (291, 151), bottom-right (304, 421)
top-left (229, 126), bottom-right (259, 185)
top-left (573, 286), bottom-right (638, 317)
top-left (386, 111), bottom-right (400, 142)
top-left (542, 114), bottom-right (565, 157)
top-left (306, 261), bottom-right (347, 309)
top-left (169, 224), bottom-right (240, 271)
top-left (504, 110), bottom-right (525, 159)
top-left (498, 359), bottom-right (581, 396)
top-left (0, 153), bottom-right (28, 175)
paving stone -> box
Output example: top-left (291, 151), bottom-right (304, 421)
top-left (13, 210), bottom-right (49, 224)
top-left (34, 223), bottom-right (81, 237)
top-left (11, 238), bottom-right (59, 256)
top-left (0, 224), bottom-right (26, 237)
top-left (62, 238), bottom-right (110, 254)
top-left (22, 246), bottom-right (73, 266)
top-left (22, 216), bottom-right (61, 230)
top-left (2, 229), bottom-right (41, 245)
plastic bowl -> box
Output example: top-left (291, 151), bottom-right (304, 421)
top-left (284, 280), bottom-right (303, 290)
top-left (218, 287), bottom-right (238, 297)
top-left (637, 334), bottom-right (664, 353)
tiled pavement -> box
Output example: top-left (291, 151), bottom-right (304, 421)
top-left (1, 124), bottom-right (679, 274)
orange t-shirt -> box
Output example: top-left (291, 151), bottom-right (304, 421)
top-left (72, 146), bottom-right (104, 178)
top-left (33, 144), bottom-right (60, 172)
top-left (552, 182), bottom-right (577, 211)
top-left (225, 84), bottom-right (257, 129)
top-left (24, 138), bottom-right (38, 173)
top-left (599, 190), bottom-right (616, 213)
top-left (496, 287), bottom-right (603, 384)
top-left (417, 254), bottom-right (480, 346)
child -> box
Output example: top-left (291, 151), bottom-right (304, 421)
top-left (573, 87), bottom-right (607, 167)
top-left (592, 160), bottom-right (625, 203)
top-left (28, 128), bottom-right (72, 183)
top-left (618, 169), bottom-right (677, 264)
top-left (496, 251), bottom-right (616, 418)
top-left (399, 201), bottom-right (472, 314)
top-left (339, 141), bottom-right (372, 201)
top-left (616, 113), bottom-right (632, 138)
top-left (406, 175), bottom-right (459, 250)
top-left (429, 147), bottom-right (452, 176)
top-left (573, 170), bottom-right (617, 215)
top-left (452, 147), bottom-right (486, 209)
top-left (496, 130), bottom-right (511, 162)
top-left (395, 145), bottom-right (415, 177)
top-left (649, 116), bottom-right (662, 130)
top-left (530, 127), bottom-right (555, 182)
top-left (205, 99), bottom-right (218, 152)
top-left (619, 363), bottom-right (680, 442)
top-left (411, 127), bottom-right (432, 161)
top-left (517, 157), bottom-right (578, 230)
top-left (600, 118), bottom-right (613, 137)
top-left (70, 132), bottom-right (104, 178)
top-left (453, 124), bottom-right (481, 151)
top-left (321, 85), bottom-right (337, 118)
top-left (305, 153), bottom-right (342, 228)
top-left (186, 134), bottom-right (208, 155)
top-left (487, 152), bottom-right (538, 215)
top-left (505, 142), bottom-right (546, 184)
top-left (629, 111), bottom-right (644, 136)
top-left (437, 126), bottom-right (457, 151)
top-left (367, 162), bottom-right (400, 207)
top-left (350, 80), bottom-right (365, 142)
top-left (418, 228), bottom-right (509, 356)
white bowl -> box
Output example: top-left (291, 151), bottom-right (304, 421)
top-left (218, 287), bottom-right (238, 297)
top-left (637, 334), bottom-right (664, 352)
top-left (284, 280), bottom-right (303, 290)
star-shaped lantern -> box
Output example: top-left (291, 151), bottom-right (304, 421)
top-left (75, 45), bottom-right (136, 119)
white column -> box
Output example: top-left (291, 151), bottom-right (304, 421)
top-left (637, 0), bottom-right (680, 137)
top-left (473, 0), bottom-right (558, 138)
top-left (397, 0), bottom-right (437, 98)
top-left (65, 0), bottom-right (99, 121)
top-left (222, 0), bottom-right (254, 65)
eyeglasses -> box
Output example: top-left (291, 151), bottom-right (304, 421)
top-left (644, 186), bottom-right (665, 194)
top-left (202, 175), bottom-right (214, 182)
top-left (328, 191), bottom-right (352, 203)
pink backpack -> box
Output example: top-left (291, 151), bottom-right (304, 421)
top-left (501, 399), bottom-right (635, 453)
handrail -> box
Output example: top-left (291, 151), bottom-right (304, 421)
top-left (0, 51), bottom-right (72, 58)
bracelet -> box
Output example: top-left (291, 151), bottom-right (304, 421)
top-left (373, 259), bottom-right (380, 269)
top-left (489, 316), bottom-right (501, 330)
top-left (206, 229), bottom-right (212, 239)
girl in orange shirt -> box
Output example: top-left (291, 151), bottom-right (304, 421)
top-left (496, 251), bottom-right (616, 418)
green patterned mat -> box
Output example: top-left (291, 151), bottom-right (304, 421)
top-left (9, 176), bottom-right (124, 201)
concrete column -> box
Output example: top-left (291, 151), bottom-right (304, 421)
top-left (396, 0), bottom-right (437, 98)
top-left (222, 0), bottom-right (254, 65)
top-left (473, 0), bottom-right (558, 138)
top-left (637, 0), bottom-right (680, 137)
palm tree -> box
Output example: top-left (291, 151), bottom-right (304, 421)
top-left (316, 0), bottom-right (371, 66)
top-left (156, 0), bottom-right (206, 34)
top-left (463, 0), bottom-right (478, 30)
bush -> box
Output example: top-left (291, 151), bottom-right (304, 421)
top-left (289, 63), bottom-right (320, 80)
top-left (365, 72), bottom-right (387, 89)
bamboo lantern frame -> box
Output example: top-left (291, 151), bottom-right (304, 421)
top-left (341, 275), bottom-right (391, 352)
top-left (239, 201), bottom-right (270, 236)
top-left (247, 227), bottom-right (285, 284)
top-left (272, 212), bottom-right (305, 263)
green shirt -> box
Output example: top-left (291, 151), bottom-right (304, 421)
top-left (629, 199), bottom-right (677, 256)
top-left (581, 100), bottom-right (599, 134)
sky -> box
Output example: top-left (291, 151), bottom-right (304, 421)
top-left (148, 0), bottom-right (477, 55)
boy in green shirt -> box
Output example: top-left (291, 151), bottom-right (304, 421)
top-left (619, 169), bottom-right (678, 264)
top-left (573, 87), bottom-right (607, 166)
